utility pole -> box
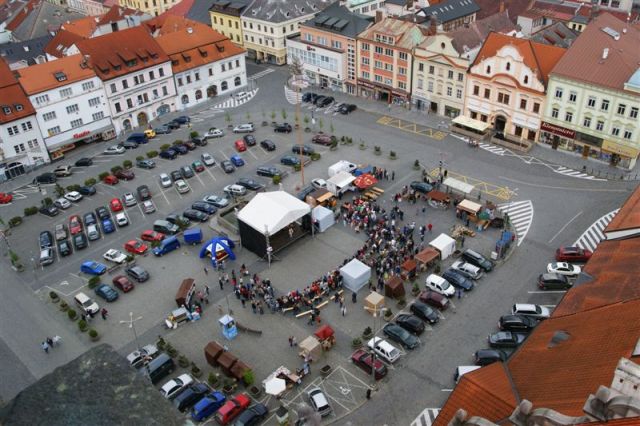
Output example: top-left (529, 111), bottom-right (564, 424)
top-left (120, 312), bottom-right (143, 351)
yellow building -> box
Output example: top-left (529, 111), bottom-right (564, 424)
top-left (118, 0), bottom-right (182, 16)
top-left (209, 0), bottom-right (251, 47)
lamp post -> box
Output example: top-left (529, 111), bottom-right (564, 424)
top-left (120, 311), bottom-right (143, 351)
top-left (370, 306), bottom-right (387, 388)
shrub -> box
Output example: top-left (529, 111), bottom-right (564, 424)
top-left (136, 155), bottom-right (144, 161)
top-left (272, 175), bottom-right (281, 185)
top-left (125, 254), bottom-right (134, 262)
top-left (67, 309), bottom-right (77, 320)
top-left (123, 160), bottom-right (133, 169)
top-left (384, 308), bottom-right (393, 317)
top-left (49, 291), bottom-right (59, 300)
top-left (310, 153), bottom-right (321, 161)
top-left (352, 337), bottom-right (362, 347)
top-left (190, 131), bottom-right (199, 139)
top-left (78, 319), bottom-right (88, 331)
top-left (208, 372), bottom-right (220, 387)
top-left (178, 355), bottom-right (190, 368)
top-left (363, 326), bottom-right (372, 336)
top-left (42, 197), bottom-right (53, 206)
top-left (147, 150), bottom-right (158, 158)
top-left (110, 165), bottom-right (122, 174)
top-left (88, 276), bottom-right (100, 289)
top-left (88, 329), bottom-right (98, 338)
top-left (84, 178), bottom-right (97, 186)
top-left (389, 150), bottom-right (397, 159)
top-left (9, 216), bottom-right (23, 227)
top-left (24, 206), bottom-right (38, 216)
top-left (98, 172), bottom-right (109, 180)
top-left (173, 140), bottom-right (183, 146)
top-left (66, 184), bottom-right (80, 192)
top-left (54, 184), bottom-right (65, 197)
top-left (242, 369), bottom-right (255, 386)
top-left (293, 164), bottom-right (301, 172)
top-left (160, 144), bottom-right (171, 151)
top-left (281, 108), bottom-right (287, 120)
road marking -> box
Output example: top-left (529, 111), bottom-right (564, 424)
top-left (377, 115), bottom-right (447, 141)
top-left (247, 148), bottom-right (259, 160)
top-left (497, 200), bottom-right (533, 246)
top-left (204, 167), bottom-right (217, 182)
top-left (193, 173), bottom-right (205, 188)
top-left (498, 176), bottom-right (627, 192)
top-left (248, 68), bottom-right (274, 80)
top-left (573, 208), bottom-right (619, 252)
top-left (429, 168), bottom-right (517, 201)
top-left (411, 408), bottom-right (441, 426)
top-left (549, 211), bottom-right (583, 243)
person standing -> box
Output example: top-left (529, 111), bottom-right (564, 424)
top-left (428, 223), bottom-right (433, 233)
top-left (219, 278), bottom-right (224, 290)
top-left (101, 308), bottom-right (108, 320)
top-left (205, 285), bottom-right (210, 296)
top-left (204, 267), bottom-right (208, 275)
top-left (41, 341), bottom-right (49, 354)
top-left (461, 236), bottom-right (465, 247)
top-left (341, 305), bottom-right (347, 316)
top-left (391, 170), bottom-right (395, 180)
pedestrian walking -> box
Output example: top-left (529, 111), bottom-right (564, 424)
top-left (457, 289), bottom-right (462, 299)
top-left (205, 285), bottom-right (210, 296)
top-left (101, 308), bottom-right (108, 320)
top-left (465, 218), bottom-right (470, 227)
top-left (428, 223), bottom-right (433, 233)
top-left (219, 278), bottom-right (224, 290)
top-left (41, 341), bottom-right (49, 354)
top-left (341, 306), bottom-right (347, 316)
top-left (366, 389), bottom-right (372, 399)
top-left (251, 301), bottom-right (257, 314)
top-left (461, 236), bottom-right (466, 247)
top-left (204, 267), bottom-right (208, 275)
top-left (292, 336), bottom-right (297, 346)
top-left (46, 337), bottom-right (54, 347)
top-left (391, 170), bottom-right (395, 180)
top-left (289, 336), bottom-right (294, 347)
top-left (241, 298), bottom-right (246, 308)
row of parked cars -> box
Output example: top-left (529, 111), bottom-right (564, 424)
top-left (301, 92), bottom-right (357, 114)
top-left (125, 344), bottom-right (268, 424)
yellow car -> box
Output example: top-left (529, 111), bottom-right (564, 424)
top-left (144, 129), bottom-right (156, 139)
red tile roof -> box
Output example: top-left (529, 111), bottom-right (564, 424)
top-left (475, 0), bottom-right (532, 23)
top-left (606, 189), bottom-right (640, 234)
top-left (96, 5), bottom-right (144, 26)
top-left (4, 0), bottom-right (37, 32)
top-left (60, 15), bottom-right (99, 38)
top-left (550, 13), bottom-right (640, 94)
top-left (74, 26), bottom-right (169, 81)
top-left (434, 363), bottom-right (518, 426)
top-left (17, 54), bottom-right (96, 95)
top-left (0, 59), bottom-right (36, 124)
top-left (44, 29), bottom-right (86, 59)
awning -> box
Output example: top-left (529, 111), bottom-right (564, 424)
top-left (415, 247), bottom-right (439, 264)
top-left (353, 173), bottom-right (377, 189)
top-left (443, 177), bottom-right (474, 194)
top-left (457, 199), bottom-right (482, 214)
top-left (426, 190), bottom-right (450, 202)
top-left (452, 115), bottom-right (490, 132)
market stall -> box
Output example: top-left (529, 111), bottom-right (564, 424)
top-left (263, 366), bottom-right (303, 396)
top-left (415, 247), bottom-right (440, 271)
top-left (353, 173), bottom-right (378, 190)
top-left (340, 258), bottom-right (371, 293)
top-left (429, 233), bottom-right (457, 260)
top-left (312, 205), bottom-right (335, 233)
top-left (364, 291), bottom-right (385, 316)
top-left (443, 177), bottom-right (474, 197)
top-left (204, 341), bottom-right (224, 367)
top-left (385, 275), bottom-right (405, 298)
top-left (314, 325), bottom-right (336, 350)
top-left (298, 336), bottom-right (322, 361)
top-left (426, 190), bottom-right (451, 208)
top-left (401, 258), bottom-right (417, 281)
top-left (230, 360), bottom-right (251, 382)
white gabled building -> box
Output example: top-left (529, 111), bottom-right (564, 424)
top-left (0, 59), bottom-right (49, 180)
top-left (17, 54), bottom-right (116, 161)
top-left (149, 16), bottom-right (247, 109)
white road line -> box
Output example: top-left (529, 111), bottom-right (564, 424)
top-left (411, 408), bottom-right (441, 426)
top-left (573, 208), bottom-right (619, 252)
top-left (497, 200), bottom-right (533, 246)
top-left (247, 148), bottom-right (259, 160)
top-left (204, 167), bottom-right (217, 182)
top-left (549, 211), bottom-right (583, 243)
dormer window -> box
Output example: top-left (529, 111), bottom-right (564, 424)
top-left (114, 64), bottom-right (121, 70)
top-left (125, 59), bottom-right (137, 67)
top-left (486, 65), bottom-right (491, 74)
top-left (506, 62), bottom-right (511, 71)
top-left (2, 106), bottom-right (11, 115)
top-left (172, 60), bottom-right (179, 66)
top-left (15, 104), bottom-right (23, 111)
top-left (54, 72), bottom-right (67, 82)
top-left (523, 75), bottom-right (529, 84)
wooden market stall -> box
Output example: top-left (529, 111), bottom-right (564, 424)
top-left (298, 336), bottom-right (322, 361)
top-left (204, 341), bottom-right (224, 367)
top-left (401, 258), bottom-right (417, 281)
top-left (385, 276), bottom-right (405, 298)
top-left (426, 190), bottom-right (451, 208)
top-left (230, 360), bottom-right (251, 382)
top-left (415, 247), bottom-right (440, 272)
top-left (364, 291), bottom-right (385, 316)
top-left (314, 325), bottom-right (336, 350)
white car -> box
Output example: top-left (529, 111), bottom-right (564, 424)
top-left (103, 248), bottom-right (127, 264)
top-left (159, 173), bottom-right (172, 188)
top-left (201, 152), bottom-right (216, 167)
top-left (142, 200), bottom-right (156, 214)
top-left (104, 145), bottom-right (125, 155)
top-left (232, 123), bottom-right (254, 133)
top-left (64, 191), bottom-right (83, 202)
top-left (175, 179), bottom-right (190, 194)
top-left (311, 178), bottom-right (327, 189)
top-left (547, 262), bottom-right (581, 277)
top-left (54, 197), bottom-right (72, 209)
top-left (123, 192), bottom-right (137, 207)
top-left (126, 344), bottom-right (159, 368)
top-left (306, 387), bottom-right (332, 417)
top-left (425, 274), bottom-right (455, 297)
top-left (224, 184), bottom-right (247, 197)
top-left (451, 260), bottom-right (483, 280)
top-left (115, 212), bottom-right (129, 227)
top-left (204, 128), bottom-right (224, 139)
top-left (160, 374), bottom-right (194, 400)
top-left (367, 337), bottom-right (401, 364)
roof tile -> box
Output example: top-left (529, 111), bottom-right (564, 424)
top-left (17, 54), bottom-right (96, 95)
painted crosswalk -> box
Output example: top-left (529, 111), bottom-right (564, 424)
top-left (411, 408), bottom-right (440, 426)
top-left (552, 166), bottom-right (606, 181)
top-left (574, 208), bottom-right (619, 252)
top-left (211, 88), bottom-right (258, 110)
top-left (497, 200), bottom-right (534, 246)
top-left (479, 142), bottom-right (507, 156)
top-left (284, 85), bottom-right (302, 105)
top-left (248, 68), bottom-right (274, 80)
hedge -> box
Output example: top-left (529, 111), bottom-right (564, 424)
top-left (24, 206), bottom-right (38, 216)
top-left (84, 178), bottom-right (97, 186)
top-left (147, 150), bottom-right (158, 158)
top-left (98, 172), bottom-right (109, 180)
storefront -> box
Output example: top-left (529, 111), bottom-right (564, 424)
top-left (444, 105), bottom-right (461, 118)
top-left (357, 80), bottom-right (409, 105)
top-left (451, 115), bottom-right (491, 140)
top-left (47, 124), bottom-right (116, 161)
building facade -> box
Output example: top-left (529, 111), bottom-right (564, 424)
top-left (118, 0), bottom-right (182, 16)
top-left (465, 33), bottom-right (565, 144)
top-left (344, 0), bottom-right (385, 16)
top-left (356, 15), bottom-right (427, 104)
top-left (287, 2), bottom-right (372, 94)
top-left (541, 13), bottom-right (640, 169)
top-left (67, 0), bottom-right (110, 16)
top-left (75, 26), bottom-right (176, 133)
top-left (152, 17), bottom-right (247, 109)
top-left (17, 54), bottom-right (115, 161)
top-left (209, 0), bottom-right (251, 47)
top-left (414, 0), bottom-right (479, 32)
top-left (0, 59), bottom-right (49, 180)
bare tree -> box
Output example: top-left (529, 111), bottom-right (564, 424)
top-left (289, 55), bottom-right (304, 78)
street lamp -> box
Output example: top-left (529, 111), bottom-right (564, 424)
top-left (370, 306), bottom-right (388, 388)
top-left (120, 311), bottom-right (143, 351)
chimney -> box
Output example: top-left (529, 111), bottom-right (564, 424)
top-left (429, 14), bottom-right (437, 35)
top-left (375, 10), bottom-right (384, 23)
top-left (499, 0), bottom-right (505, 13)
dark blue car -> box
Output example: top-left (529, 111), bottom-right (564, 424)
top-left (160, 149), bottom-right (178, 160)
top-left (230, 154), bottom-right (244, 167)
top-left (173, 145), bottom-right (188, 155)
top-left (102, 218), bottom-right (115, 234)
top-left (94, 283), bottom-right (119, 302)
top-left (442, 269), bottom-right (475, 291)
top-left (191, 391), bottom-right (226, 421)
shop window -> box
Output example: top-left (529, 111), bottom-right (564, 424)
top-left (527, 130), bottom-right (536, 141)
top-left (514, 126), bottom-right (523, 137)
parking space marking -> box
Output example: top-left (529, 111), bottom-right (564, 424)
top-left (247, 148), bottom-right (259, 160)
top-left (203, 167), bottom-right (217, 182)
top-left (219, 150), bottom-right (230, 161)
top-left (527, 290), bottom-right (567, 294)
top-left (193, 173), bottom-right (205, 188)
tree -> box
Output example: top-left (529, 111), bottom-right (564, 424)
top-left (288, 55), bottom-right (304, 77)
top-left (281, 109), bottom-right (287, 120)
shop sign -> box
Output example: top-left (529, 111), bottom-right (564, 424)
top-left (73, 130), bottom-right (91, 139)
top-left (359, 81), bottom-right (374, 89)
top-left (602, 140), bottom-right (640, 158)
top-left (541, 121), bottom-right (575, 139)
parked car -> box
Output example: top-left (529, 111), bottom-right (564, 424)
top-left (280, 155), bottom-right (300, 166)
top-left (119, 140), bottom-right (139, 150)
top-left (124, 239), bottom-right (148, 255)
top-left (274, 123), bottom-right (292, 133)
top-left (234, 139), bottom-right (247, 152)
top-left (260, 139), bottom-right (276, 151)
top-left (367, 337), bottom-right (401, 363)
top-left (73, 232), bottom-right (88, 250)
top-left (102, 174), bottom-right (119, 185)
top-left (215, 393), bottom-right (251, 425)
top-left (317, 96), bottom-right (334, 107)
top-left (224, 184), bottom-right (247, 197)
top-left (555, 246), bottom-right (592, 262)
top-left (190, 391), bottom-right (226, 422)
top-left (230, 154), bottom-right (245, 167)
top-left (243, 134), bottom-right (256, 146)
top-left (409, 301), bottom-right (439, 324)
top-left (180, 165), bottom-right (195, 179)
top-left (33, 172), bottom-right (57, 184)
top-left (103, 145), bottom-right (125, 155)
top-left (425, 274), bottom-right (455, 297)
top-left (538, 272), bottom-right (571, 290)
top-left (221, 160), bottom-right (235, 174)
top-left (95, 206), bottom-right (110, 220)
top-left (86, 224), bottom-right (100, 241)
top-left (39, 247), bottom-right (54, 266)
top-left (395, 314), bottom-right (425, 335)
top-left (101, 218), bottom-right (115, 234)
top-left (126, 265), bottom-right (149, 282)
top-left (84, 211), bottom-right (99, 226)
top-left (137, 185), bottom-right (151, 201)
top-left (338, 103), bottom-right (357, 114)
top-left (174, 115), bottom-right (190, 124)
top-left (191, 160), bottom-right (205, 173)
top-left (498, 314), bottom-right (538, 332)
top-left (488, 331), bottom-right (527, 348)
top-left (236, 177), bottom-right (264, 191)
top-left (311, 133), bottom-right (332, 145)
top-left (160, 374), bottom-right (194, 400)
top-left (201, 152), bottom-right (216, 167)
top-left (160, 149), bottom-right (178, 160)
top-left (190, 137), bottom-right (207, 147)
top-left (103, 248), bottom-right (127, 264)
top-left (546, 262), bottom-right (581, 277)
top-left (175, 144), bottom-right (190, 154)
top-left (474, 349), bottom-right (507, 366)
top-left (302, 92), bottom-right (318, 103)
top-left (115, 169), bottom-right (135, 181)
top-left (115, 212), bottom-right (129, 227)
top-left (511, 304), bottom-right (551, 320)
top-left (141, 229), bottom-right (166, 242)
top-left (110, 198), bottom-right (123, 212)
top-left (57, 239), bottom-right (72, 257)
top-left (164, 214), bottom-right (189, 229)
top-left (451, 260), bottom-right (483, 280)
top-left (191, 201), bottom-right (217, 215)
top-left (69, 215), bottom-right (83, 235)
top-left (54, 198), bottom-right (71, 210)
top-left (80, 260), bottom-right (106, 275)
top-left (174, 383), bottom-right (211, 412)
top-left (154, 125), bottom-right (172, 134)
top-left (75, 157), bottom-right (93, 167)
top-left (159, 173), bottom-right (172, 188)
top-left (234, 403), bottom-right (268, 426)
top-left (461, 249), bottom-right (494, 272)
top-left (53, 165), bottom-right (73, 177)
top-left (166, 120), bottom-right (180, 130)
top-left (418, 290), bottom-right (450, 310)
top-left (78, 185), bottom-right (96, 196)
top-left (292, 145), bottom-right (315, 155)
top-left (182, 208), bottom-right (208, 222)
top-left (202, 194), bottom-right (229, 208)
top-left (137, 159), bottom-right (156, 169)
top-left (142, 200), bottom-right (155, 214)
top-left (112, 275), bottom-right (135, 293)
top-left (382, 323), bottom-right (419, 349)
top-left (126, 344), bottom-right (158, 368)
top-left (204, 127), bottom-right (224, 139)
top-left (442, 269), bottom-right (475, 291)
top-left (123, 192), bottom-right (137, 207)
top-left (74, 291), bottom-right (99, 315)
top-left (39, 205), bottom-right (59, 217)
top-left (313, 95), bottom-right (326, 106)
top-left (307, 387), bottom-right (332, 417)
top-left (175, 179), bottom-right (190, 194)
top-left (351, 349), bottom-right (388, 380)
top-left (94, 283), bottom-right (119, 302)
top-left (311, 178), bottom-right (326, 189)
top-left (64, 191), bottom-right (83, 202)
top-left (232, 123), bottom-right (254, 133)
top-left (54, 224), bottom-right (68, 241)
top-left (256, 165), bottom-right (283, 178)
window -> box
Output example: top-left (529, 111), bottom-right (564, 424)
top-left (447, 70), bottom-right (454, 79)
top-left (7, 126), bottom-right (18, 136)
top-left (123, 79), bottom-right (130, 89)
top-left (195, 72), bottom-right (200, 81)
top-left (374, 60), bottom-right (382, 69)
top-left (213, 16), bottom-right (217, 24)
top-left (418, 63), bottom-right (424, 72)
top-left (399, 52), bottom-right (407, 60)
top-left (221, 81), bottom-right (228, 91)
top-left (506, 62), bottom-right (511, 71)
top-left (458, 73), bottom-right (463, 82)
top-left (514, 125), bottom-right (522, 137)
top-left (362, 71), bottom-right (370, 79)
top-left (384, 63), bottom-right (393, 71)
top-left (596, 120), bottom-right (604, 131)
top-left (520, 99), bottom-right (527, 110)
top-left (583, 117), bottom-right (591, 127)
top-left (486, 65), bottom-right (491, 74)
top-left (27, 139), bottom-right (39, 150)
top-left (110, 83), bottom-right (117, 94)
top-left (362, 43), bottom-right (369, 51)
top-left (332, 40), bottom-right (342, 49)
top-left (159, 68), bottom-right (165, 77)
top-left (587, 96), bottom-right (596, 108)
top-left (398, 67), bottom-right (406, 75)
top-left (446, 87), bottom-right (452, 96)
top-left (234, 76), bottom-right (241, 86)
top-left (617, 104), bottom-right (626, 115)
top-left (612, 126), bottom-right (620, 136)
top-left (115, 102), bottom-right (121, 113)
top-left (13, 144), bottom-right (25, 154)
top-left (473, 85), bottom-right (479, 96)
top-left (42, 111), bottom-right (56, 121)
top-left (417, 78), bottom-right (423, 90)
top-left (565, 111), bottom-right (573, 122)
top-left (398, 81), bottom-right (406, 90)
top-left (624, 130), bottom-right (633, 140)
top-left (47, 126), bottom-right (61, 136)
top-left (88, 97), bottom-right (100, 107)
top-left (177, 77), bottom-right (183, 86)
top-left (126, 99), bottom-right (133, 109)
top-left (149, 70), bottom-right (155, 80)
top-left (427, 81), bottom-right (433, 92)
top-left (533, 103), bottom-right (540, 114)
top-left (456, 89), bottom-right (462, 99)
top-left (551, 108), bottom-right (559, 119)
top-left (384, 78), bottom-right (392, 85)
top-left (82, 81), bottom-right (95, 91)
top-left (222, 64), bottom-right (226, 72)
top-left (484, 88), bottom-right (490, 99)
top-left (631, 107), bottom-right (639, 119)
top-left (497, 93), bottom-right (510, 104)
top-left (186, 75), bottom-right (191, 84)
top-left (554, 87), bottom-right (563, 99)
top-left (523, 75), bottom-right (529, 84)
top-left (568, 91), bottom-right (577, 103)
top-left (60, 88), bottom-right (72, 97)
top-left (374, 46), bottom-right (383, 54)
top-left (66, 104), bottom-right (79, 114)
top-left (318, 37), bottom-right (327, 46)
top-left (428, 65), bottom-right (434, 75)
top-left (375, 75), bottom-right (382, 82)
top-left (35, 94), bottom-right (49, 104)
top-left (305, 33), bottom-right (313, 42)
top-left (21, 121), bottom-right (32, 132)
top-left (527, 130), bottom-right (536, 141)
top-left (162, 86), bottom-right (168, 96)
top-left (70, 118), bottom-right (83, 128)
top-left (92, 111), bottom-right (104, 121)
top-left (236, 59), bottom-right (240, 67)
top-left (601, 99), bottom-right (609, 111)
top-left (362, 57), bottom-right (369, 65)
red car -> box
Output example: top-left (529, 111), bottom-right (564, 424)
top-left (419, 290), bottom-right (450, 310)
top-left (555, 246), bottom-right (592, 262)
top-left (103, 174), bottom-right (119, 185)
top-left (234, 140), bottom-right (247, 152)
top-left (110, 198), bottom-right (123, 212)
top-left (124, 239), bottom-right (148, 255)
top-left (140, 230), bottom-right (165, 242)
top-left (311, 133), bottom-right (332, 145)
top-left (115, 169), bottom-right (135, 181)
top-left (112, 275), bottom-right (134, 292)
top-left (215, 393), bottom-right (251, 425)
top-left (0, 192), bottom-right (12, 204)
top-left (351, 349), bottom-right (387, 380)
top-left (69, 215), bottom-right (83, 235)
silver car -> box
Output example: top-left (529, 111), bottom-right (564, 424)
top-left (307, 387), bottom-right (332, 417)
top-left (159, 173), bottom-right (172, 188)
top-left (232, 123), bottom-right (254, 133)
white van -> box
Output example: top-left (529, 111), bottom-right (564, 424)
top-left (454, 366), bottom-right (481, 383)
top-left (367, 337), bottom-right (401, 363)
top-left (426, 274), bottom-right (455, 297)
top-left (40, 247), bottom-right (54, 266)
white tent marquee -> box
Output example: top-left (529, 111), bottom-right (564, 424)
top-left (312, 206), bottom-right (335, 232)
top-left (340, 258), bottom-right (371, 293)
top-left (238, 191), bottom-right (311, 235)
top-left (429, 233), bottom-right (456, 259)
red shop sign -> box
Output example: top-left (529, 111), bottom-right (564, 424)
top-left (541, 122), bottom-right (575, 139)
top-left (73, 130), bottom-right (91, 139)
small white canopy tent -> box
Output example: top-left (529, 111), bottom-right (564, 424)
top-left (312, 206), bottom-right (334, 232)
top-left (443, 177), bottom-right (474, 195)
top-left (429, 233), bottom-right (456, 259)
top-left (340, 258), bottom-right (371, 293)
